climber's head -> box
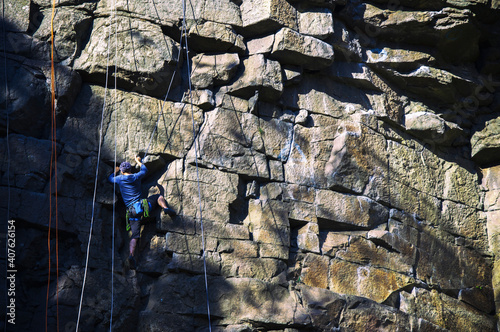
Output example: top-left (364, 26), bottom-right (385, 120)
top-left (120, 161), bottom-right (132, 174)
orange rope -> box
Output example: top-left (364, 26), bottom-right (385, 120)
top-left (47, 0), bottom-right (58, 331)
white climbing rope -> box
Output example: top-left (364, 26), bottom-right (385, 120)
top-left (182, 0), bottom-right (212, 329)
top-left (75, 7), bottom-right (115, 331)
top-left (110, 0), bottom-right (118, 330)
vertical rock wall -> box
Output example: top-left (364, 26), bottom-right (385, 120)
top-left (1, 0), bottom-right (500, 331)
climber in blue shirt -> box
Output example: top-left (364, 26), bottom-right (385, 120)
top-left (109, 156), bottom-right (175, 269)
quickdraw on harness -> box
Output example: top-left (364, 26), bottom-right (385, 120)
top-left (125, 198), bottom-right (150, 231)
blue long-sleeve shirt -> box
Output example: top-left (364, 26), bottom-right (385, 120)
top-left (108, 164), bottom-right (147, 207)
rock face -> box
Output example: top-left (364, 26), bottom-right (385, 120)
top-left (1, 0), bottom-right (500, 331)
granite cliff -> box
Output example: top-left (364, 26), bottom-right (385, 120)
top-left (1, 0), bottom-right (500, 331)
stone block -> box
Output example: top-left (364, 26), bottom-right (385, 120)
top-left (215, 92), bottom-right (249, 112)
top-left (3, 0), bottom-right (30, 32)
top-left (168, 252), bottom-right (221, 274)
top-left (315, 190), bottom-right (389, 229)
top-left (220, 256), bottom-right (286, 280)
top-left (300, 253), bottom-right (329, 289)
top-left (240, 0), bottom-right (297, 35)
top-left (336, 236), bottom-right (414, 273)
top-left (485, 190), bottom-right (500, 211)
top-left (364, 47), bottom-right (435, 67)
top-left (188, 21), bottom-right (246, 54)
top-left (271, 28), bottom-right (334, 70)
top-left (471, 116), bottom-right (500, 165)
top-left (226, 54), bottom-right (283, 100)
top-left (217, 239), bottom-right (259, 257)
top-left (191, 53), bottom-right (240, 88)
top-left (416, 227), bottom-right (491, 290)
top-left (259, 243), bottom-right (289, 259)
top-left (328, 62), bottom-right (379, 90)
top-left (320, 232), bottom-right (349, 256)
top-left (328, 258), bottom-right (414, 303)
top-left (400, 288), bottom-right (496, 331)
top-left (458, 286), bottom-right (495, 314)
top-left (211, 277), bottom-right (310, 325)
top-left (165, 232), bottom-right (217, 254)
top-left (482, 165), bottom-right (500, 190)
top-left (269, 159), bottom-right (285, 181)
top-left (298, 9), bottom-right (333, 40)
top-left (247, 198), bottom-right (290, 229)
top-left (182, 89), bottom-right (214, 110)
top-left (443, 164), bottom-right (481, 208)
top-left (35, 7), bottom-right (92, 61)
top-left (297, 223), bottom-right (320, 253)
top-left (74, 16), bottom-right (180, 97)
top-left (247, 35), bottom-right (275, 55)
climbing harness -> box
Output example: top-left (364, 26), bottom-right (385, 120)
top-left (125, 199), bottom-right (151, 231)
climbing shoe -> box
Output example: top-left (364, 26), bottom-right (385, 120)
top-left (128, 255), bottom-right (137, 270)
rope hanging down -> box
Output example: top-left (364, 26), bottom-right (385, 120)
top-left (73, 0), bottom-right (212, 329)
top-left (110, 0), bottom-right (118, 330)
top-left (75, 6), bottom-right (116, 331)
top-left (46, 0), bottom-right (60, 330)
top-left (144, 0), bottom-right (213, 328)
top-left (182, 0), bottom-right (212, 329)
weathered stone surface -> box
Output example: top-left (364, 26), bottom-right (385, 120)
top-left (225, 54), bottom-right (283, 100)
top-left (0, 135), bottom-right (52, 191)
top-left (2, 0), bottom-right (30, 32)
top-left (315, 190), bottom-right (389, 229)
top-left (191, 53), bottom-right (240, 89)
top-left (324, 122), bottom-right (389, 200)
top-left (329, 258), bottom-right (414, 303)
top-left (240, 0), bottom-right (297, 35)
top-left (405, 111), bottom-right (464, 145)
top-left (187, 108), bottom-right (278, 177)
top-left (381, 65), bottom-right (480, 105)
top-left (365, 47), bottom-right (436, 69)
top-left (74, 16), bottom-right (181, 97)
top-left (320, 232), bottom-right (350, 256)
top-left (300, 253), bottom-right (329, 289)
top-left (188, 22), bottom-right (246, 54)
top-left (297, 222), bottom-right (320, 253)
top-left (0, 58), bottom-right (51, 137)
top-left (162, 162), bottom-right (240, 223)
top-left (221, 256), bottom-right (286, 279)
top-left (328, 62), bottom-right (379, 90)
top-left (61, 84), bottom-right (203, 162)
top-left (400, 288), bottom-right (496, 331)
top-left (6, 0), bottom-right (500, 330)
top-left (165, 232), bottom-right (217, 254)
top-left (34, 7), bottom-right (91, 61)
top-left (211, 277), bottom-right (310, 325)
top-left (459, 286), bottom-right (495, 314)
top-left (182, 89), bottom-right (214, 110)
top-left (298, 9), bottom-right (334, 40)
top-left (271, 28), bottom-right (334, 70)
top-left (416, 224), bottom-right (491, 289)
top-left (340, 3), bottom-right (480, 62)
top-left (97, 0), bottom-right (241, 27)
top-left (337, 235), bottom-right (414, 273)
top-left (471, 116), bottom-right (500, 164)
top-left (247, 35), bottom-right (275, 55)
